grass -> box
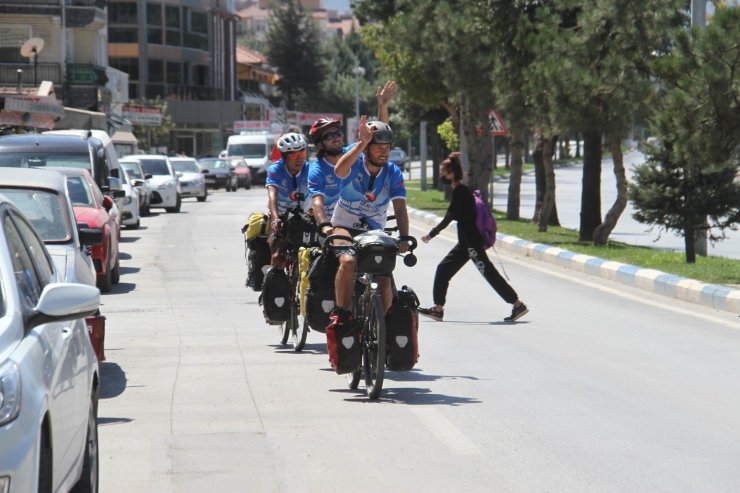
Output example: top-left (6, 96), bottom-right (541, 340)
top-left (406, 187), bottom-right (740, 286)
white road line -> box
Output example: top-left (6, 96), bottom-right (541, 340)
top-left (411, 408), bottom-right (481, 456)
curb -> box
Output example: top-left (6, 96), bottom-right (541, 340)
top-left (407, 207), bottom-right (740, 315)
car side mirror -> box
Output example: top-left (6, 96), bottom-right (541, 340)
top-left (78, 227), bottom-right (104, 246)
top-left (108, 176), bottom-right (122, 191)
top-left (145, 174), bottom-right (153, 179)
top-left (112, 190), bottom-right (126, 199)
top-left (131, 179), bottom-right (144, 187)
top-left (102, 195), bottom-right (114, 210)
top-left (201, 169), bottom-right (209, 174)
top-left (176, 172), bottom-right (183, 178)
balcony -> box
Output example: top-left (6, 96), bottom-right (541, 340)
top-left (65, 0), bottom-right (106, 28)
top-left (66, 63), bottom-right (108, 86)
top-left (0, 62), bottom-right (62, 86)
top-left (145, 84), bottom-right (224, 101)
top-left (66, 0), bottom-right (105, 7)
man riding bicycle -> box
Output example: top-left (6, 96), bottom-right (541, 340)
top-left (326, 117), bottom-right (410, 326)
top-left (266, 132), bottom-right (311, 269)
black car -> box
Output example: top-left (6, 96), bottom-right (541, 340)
top-left (197, 157), bottom-right (239, 191)
top-left (0, 134), bottom-right (122, 194)
top-left (389, 148), bottom-right (411, 171)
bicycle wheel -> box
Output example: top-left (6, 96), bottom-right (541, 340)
top-left (346, 367), bottom-right (361, 389)
top-left (279, 320), bottom-right (290, 345)
top-left (363, 294), bottom-right (386, 399)
top-left (292, 312), bottom-right (309, 352)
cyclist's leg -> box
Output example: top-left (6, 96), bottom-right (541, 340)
top-left (331, 226), bottom-right (356, 310)
top-left (377, 275), bottom-right (393, 314)
top-left (268, 233), bottom-right (288, 269)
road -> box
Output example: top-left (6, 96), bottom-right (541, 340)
top-left (410, 149), bottom-right (740, 260)
top-left (99, 189), bottom-right (740, 492)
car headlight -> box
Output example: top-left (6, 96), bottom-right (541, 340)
top-left (0, 360), bottom-right (21, 426)
top-left (123, 196), bottom-right (133, 205)
top-left (158, 182), bottom-right (173, 191)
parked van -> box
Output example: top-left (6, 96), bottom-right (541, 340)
top-left (226, 132), bottom-right (275, 185)
top-left (44, 129), bottom-right (123, 192)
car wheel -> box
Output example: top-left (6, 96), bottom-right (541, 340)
top-left (197, 191), bottom-right (207, 202)
top-left (245, 179), bottom-right (252, 190)
top-left (111, 258), bottom-right (120, 285)
top-left (126, 219), bottom-right (140, 230)
top-left (70, 395), bottom-right (99, 493)
top-left (166, 194), bottom-right (182, 213)
top-left (38, 423), bottom-right (52, 493)
top-left (97, 265), bottom-right (113, 293)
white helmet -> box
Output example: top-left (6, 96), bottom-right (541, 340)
top-left (277, 132), bottom-right (307, 153)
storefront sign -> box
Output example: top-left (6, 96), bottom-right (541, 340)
top-left (122, 105), bottom-right (162, 126)
top-left (5, 95), bottom-right (64, 118)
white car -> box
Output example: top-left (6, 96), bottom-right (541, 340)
top-left (0, 169), bottom-right (100, 287)
top-left (120, 159), bottom-right (153, 216)
top-left (169, 157), bottom-right (208, 202)
top-left (120, 154), bottom-right (181, 213)
top-left (117, 167), bottom-right (141, 229)
top-left (0, 198), bottom-right (102, 493)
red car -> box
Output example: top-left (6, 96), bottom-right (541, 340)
top-left (58, 168), bottom-right (121, 292)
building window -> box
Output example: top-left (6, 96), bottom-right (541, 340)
top-left (109, 2), bottom-right (137, 25)
top-left (166, 61), bottom-right (181, 84)
top-left (190, 11), bottom-right (207, 34)
top-left (0, 25), bottom-right (31, 63)
top-left (192, 65), bottom-right (208, 86)
top-left (109, 27), bottom-right (138, 43)
top-left (165, 6), bottom-right (180, 28)
top-left (148, 28), bottom-right (162, 45)
top-left (147, 3), bottom-right (162, 26)
top-left (110, 57), bottom-right (138, 80)
top-left (148, 59), bottom-right (163, 83)
top-left (166, 29), bottom-right (181, 47)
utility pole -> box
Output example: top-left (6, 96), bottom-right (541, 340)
top-left (419, 121), bottom-right (428, 191)
top-left (692, 0), bottom-right (708, 256)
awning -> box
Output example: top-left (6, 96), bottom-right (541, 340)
top-left (111, 130), bottom-right (137, 144)
top-left (55, 107), bottom-right (107, 130)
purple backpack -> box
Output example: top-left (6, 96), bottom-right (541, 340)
top-left (473, 189), bottom-right (497, 249)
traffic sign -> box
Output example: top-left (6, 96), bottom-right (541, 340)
top-left (488, 108), bottom-right (509, 136)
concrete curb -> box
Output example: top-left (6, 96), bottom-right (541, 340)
top-left (408, 207), bottom-right (740, 315)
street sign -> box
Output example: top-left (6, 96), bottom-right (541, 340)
top-left (488, 108), bottom-right (509, 136)
top-left (234, 120), bottom-right (271, 133)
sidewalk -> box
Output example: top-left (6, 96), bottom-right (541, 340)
top-left (408, 207), bottom-right (740, 315)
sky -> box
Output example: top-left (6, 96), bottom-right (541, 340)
top-left (325, 0), bottom-right (351, 14)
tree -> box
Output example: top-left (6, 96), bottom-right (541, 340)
top-left (630, 7), bottom-right (740, 263)
top-left (265, 0), bottom-right (325, 110)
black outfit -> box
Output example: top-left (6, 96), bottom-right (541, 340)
top-left (428, 184), bottom-right (517, 306)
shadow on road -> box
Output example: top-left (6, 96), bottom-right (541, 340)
top-left (106, 282), bottom-right (136, 295)
top-left (118, 266), bottom-right (140, 275)
top-left (118, 252), bottom-right (133, 260)
top-left (100, 361), bottom-right (127, 399)
top-left (98, 417), bottom-right (133, 426)
top-left (271, 342), bottom-right (326, 355)
top-left (119, 236), bottom-right (140, 244)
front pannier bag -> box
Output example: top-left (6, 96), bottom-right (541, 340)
top-left (259, 267), bottom-right (291, 324)
top-left (354, 230), bottom-right (398, 275)
top-left (305, 248), bottom-right (338, 333)
top-left (246, 236), bottom-right (270, 291)
top-left (326, 312), bottom-right (361, 374)
top-left (385, 285), bottom-right (420, 371)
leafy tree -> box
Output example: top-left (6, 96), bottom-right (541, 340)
top-left (265, 0), bottom-right (325, 110)
top-left (630, 7), bottom-right (740, 263)
top-left (130, 99), bottom-right (173, 152)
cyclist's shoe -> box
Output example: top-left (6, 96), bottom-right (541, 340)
top-left (504, 303), bottom-right (529, 322)
top-left (418, 306), bottom-right (444, 321)
top-left (329, 306), bottom-right (354, 325)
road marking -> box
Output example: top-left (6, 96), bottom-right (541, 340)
top-left (408, 222), bottom-right (740, 329)
top-left (411, 408), bottom-right (481, 456)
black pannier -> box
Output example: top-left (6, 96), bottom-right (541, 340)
top-left (259, 267), bottom-right (291, 324)
top-left (285, 213), bottom-right (319, 248)
top-left (385, 285), bottom-right (420, 371)
top-left (354, 231), bottom-right (398, 275)
top-left (246, 236), bottom-right (271, 291)
top-left (304, 249), bottom-right (338, 333)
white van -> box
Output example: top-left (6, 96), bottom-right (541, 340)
top-left (226, 132), bottom-right (275, 185)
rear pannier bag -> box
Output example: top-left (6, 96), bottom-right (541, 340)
top-left (385, 285), bottom-right (420, 371)
top-left (246, 236), bottom-right (271, 291)
top-left (354, 230), bottom-right (398, 275)
top-left (242, 212), bottom-right (270, 241)
top-left (259, 267), bottom-right (291, 324)
top-left (326, 313), bottom-right (361, 374)
top-left (305, 285), bottom-right (335, 333)
top-left (286, 213), bottom-right (319, 248)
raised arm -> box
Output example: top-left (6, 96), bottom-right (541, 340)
top-left (335, 115), bottom-right (373, 179)
top-left (376, 80), bottom-right (397, 124)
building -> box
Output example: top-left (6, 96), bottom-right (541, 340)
top-left (108, 0), bottom-right (240, 156)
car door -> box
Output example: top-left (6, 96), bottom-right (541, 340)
top-left (5, 210), bottom-right (86, 486)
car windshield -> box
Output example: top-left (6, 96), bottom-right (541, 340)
top-left (197, 159), bottom-right (217, 170)
top-left (65, 176), bottom-right (95, 207)
top-left (213, 159), bottom-right (231, 170)
top-left (172, 160), bottom-right (200, 173)
top-left (389, 150), bottom-right (405, 159)
top-left (0, 188), bottom-right (72, 242)
top-left (228, 143), bottom-right (266, 158)
top-left (121, 163), bottom-right (143, 180)
top-left (0, 152), bottom-right (91, 170)
top-left (139, 159), bottom-right (170, 176)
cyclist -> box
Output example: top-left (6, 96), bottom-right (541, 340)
top-left (327, 116), bottom-right (410, 325)
top-left (308, 80), bottom-right (398, 233)
top-left (266, 132), bottom-right (310, 268)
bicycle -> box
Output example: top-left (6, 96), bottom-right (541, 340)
top-left (324, 230), bottom-right (417, 399)
top-left (274, 198), bottom-right (318, 351)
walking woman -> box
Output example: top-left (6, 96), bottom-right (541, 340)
top-left (418, 153), bottom-right (529, 322)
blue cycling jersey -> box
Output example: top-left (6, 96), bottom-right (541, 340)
top-left (331, 153), bottom-right (406, 231)
top-left (265, 160), bottom-right (310, 214)
top-left (307, 144), bottom-right (354, 218)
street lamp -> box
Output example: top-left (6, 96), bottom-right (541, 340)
top-left (352, 65), bottom-right (365, 126)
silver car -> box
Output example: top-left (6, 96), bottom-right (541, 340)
top-left (169, 157), bottom-right (208, 202)
top-left (120, 159), bottom-right (153, 216)
top-left (0, 198), bottom-right (102, 493)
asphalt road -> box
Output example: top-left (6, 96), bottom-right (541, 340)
top-left (98, 188), bottom-right (740, 492)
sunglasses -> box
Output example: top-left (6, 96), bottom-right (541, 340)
top-left (285, 150), bottom-right (307, 159)
top-left (321, 130), bottom-right (343, 141)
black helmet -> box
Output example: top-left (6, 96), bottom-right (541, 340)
top-left (367, 120), bottom-right (393, 145)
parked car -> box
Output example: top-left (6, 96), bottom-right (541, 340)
top-left (389, 147), bottom-right (411, 171)
top-left (0, 132), bottom-right (123, 196)
top-left (0, 168), bottom-right (102, 287)
top-left (228, 156), bottom-right (252, 189)
top-left (169, 156), bottom-right (208, 201)
top-left (118, 167), bottom-right (141, 230)
top-left (0, 197), bottom-right (101, 493)
top-left (198, 157), bottom-right (238, 191)
top-left (55, 167), bottom-right (121, 292)
top-left (120, 159), bottom-right (153, 216)
top-left (120, 154), bottom-right (181, 213)
top-left (226, 132), bottom-right (275, 185)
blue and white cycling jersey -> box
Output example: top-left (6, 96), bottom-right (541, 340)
top-left (307, 144), bottom-right (354, 218)
top-left (265, 160), bottom-right (310, 214)
top-left (331, 153), bottom-right (406, 231)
